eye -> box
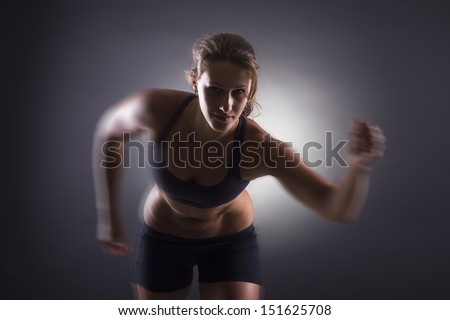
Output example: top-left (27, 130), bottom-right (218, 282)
top-left (208, 86), bottom-right (223, 94)
top-left (233, 89), bottom-right (246, 96)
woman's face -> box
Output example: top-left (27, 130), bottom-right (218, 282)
top-left (196, 60), bottom-right (252, 134)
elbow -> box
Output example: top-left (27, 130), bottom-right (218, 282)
top-left (94, 114), bottom-right (121, 141)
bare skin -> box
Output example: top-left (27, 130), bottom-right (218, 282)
top-left (93, 61), bottom-right (386, 299)
top-left (136, 282), bottom-right (260, 300)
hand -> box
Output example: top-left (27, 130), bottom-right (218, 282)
top-left (348, 119), bottom-right (386, 168)
top-left (97, 222), bottom-right (129, 256)
top-left (99, 239), bottom-right (129, 256)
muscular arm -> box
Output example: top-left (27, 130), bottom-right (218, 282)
top-left (248, 120), bottom-right (385, 222)
top-left (270, 146), bottom-right (373, 222)
top-left (92, 90), bottom-right (155, 254)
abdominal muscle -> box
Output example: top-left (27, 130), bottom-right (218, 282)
top-left (142, 186), bottom-right (254, 239)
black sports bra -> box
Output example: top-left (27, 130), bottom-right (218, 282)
top-left (149, 95), bottom-right (250, 208)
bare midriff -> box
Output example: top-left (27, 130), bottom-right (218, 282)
top-left (142, 186), bottom-right (254, 239)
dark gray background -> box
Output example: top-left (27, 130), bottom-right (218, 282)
top-left (3, 0), bottom-right (450, 299)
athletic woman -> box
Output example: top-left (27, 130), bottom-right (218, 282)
top-left (92, 32), bottom-right (385, 299)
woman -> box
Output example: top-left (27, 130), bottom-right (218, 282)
top-left (92, 32), bottom-right (385, 299)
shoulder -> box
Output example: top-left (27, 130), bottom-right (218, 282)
top-left (125, 88), bottom-right (194, 133)
top-left (243, 117), bottom-right (286, 151)
top-left (140, 88), bottom-right (193, 120)
top-left (243, 117), bottom-right (269, 142)
top-left (241, 117), bottom-right (289, 180)
top-left (98, 88), bottom-right (193, 138)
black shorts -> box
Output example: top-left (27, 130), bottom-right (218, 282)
top-left (134, 223), bottom-right (261, 292)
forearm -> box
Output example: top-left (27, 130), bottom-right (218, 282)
top-left (92, 131), bottom-right (125, 241)
top-left (325, 162), bottom-right (373, 222)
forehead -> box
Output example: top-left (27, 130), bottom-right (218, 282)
top-left (201, 61), bottom-right (252, 86)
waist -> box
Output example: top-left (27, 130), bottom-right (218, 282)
top-left (140, 222), bottom-right (256, 244)
top-left (143, 186), bottom-right (254, 238)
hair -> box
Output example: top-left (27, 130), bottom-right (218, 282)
top-left (185, 32), bottom-right (260, 117)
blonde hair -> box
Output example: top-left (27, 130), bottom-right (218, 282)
top-left (185, 33), bottom-right (260, 117)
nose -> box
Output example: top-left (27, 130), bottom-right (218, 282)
top-left (220, 93), bottom-right (233, 113)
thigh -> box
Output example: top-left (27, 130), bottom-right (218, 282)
top-left (135, 283), bottom-right (192, 300)
top-left (197, 225), bottom-right (261, 294)
top-left (199, 281), bottom-right (260, 299)
top-left (134, 224), bottom-right (195, 294)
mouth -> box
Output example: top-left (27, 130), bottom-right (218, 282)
top-left (213, 113), bottom-right (234, 122)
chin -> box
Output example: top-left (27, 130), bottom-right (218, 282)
top-left (209, 115), bottom-right (237, 132)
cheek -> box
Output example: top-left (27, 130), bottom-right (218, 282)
top-left (236, 96), bottom-right (248, 110)
top-left (198, 95), bottom-right (215, 119)
top-left (200, 94), bottom-right (216, 111)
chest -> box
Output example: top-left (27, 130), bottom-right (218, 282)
top-left (156, 131), bottom-right (236, 186)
